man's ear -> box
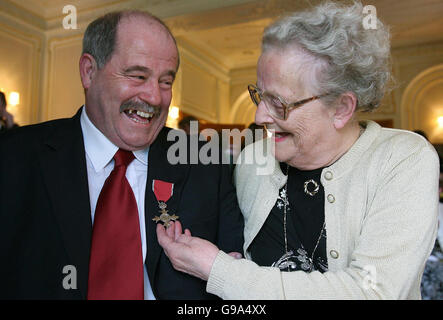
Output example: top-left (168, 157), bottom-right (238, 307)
top-left (333, 92), bottom-right (357, 129)
top-left (79, 53), bottom-right (98, 90)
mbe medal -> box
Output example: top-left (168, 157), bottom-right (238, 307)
top-left (152, 180), bottom-right (179, 227)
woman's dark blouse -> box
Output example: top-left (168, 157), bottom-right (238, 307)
top-left (249, 162), bottom-right (328, 273)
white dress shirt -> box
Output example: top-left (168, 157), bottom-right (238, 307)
top-left (80, 107), bottom-right (155, 300)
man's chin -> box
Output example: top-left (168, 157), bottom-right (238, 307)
top-left (114, 131), bottom-right (157, 151)
top-left (118, 141), bottom-right (150, 151)
top-left (118, 119), bottom-right (165, 149)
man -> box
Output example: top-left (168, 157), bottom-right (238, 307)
top-left (0, 91), bottom-right (18, 132)
top-left (0, 10), bottom-right (243, 300)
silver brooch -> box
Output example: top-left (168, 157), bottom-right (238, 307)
top-left (304, 179), bottom-right (319, 196)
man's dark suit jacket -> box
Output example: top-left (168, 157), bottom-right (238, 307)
top-left (0, 108), bottom-right (244, 299)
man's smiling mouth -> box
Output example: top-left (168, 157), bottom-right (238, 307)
top-left (120, 100), bottom-right (160, 125)
top-left (124, 109), bottom-right (155, 124)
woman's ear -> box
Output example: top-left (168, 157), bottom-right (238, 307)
top-left (79, 53), bottom-right (98, 90)
top-left (333, 92), bottom-right (357, 129)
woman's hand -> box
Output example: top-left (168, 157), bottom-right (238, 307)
top-left (156, 221), bottom-right (219, 281)
top-left (156, 221), bottom-right (242, 281)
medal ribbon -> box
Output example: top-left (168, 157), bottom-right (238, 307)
top-left (152, 180), bottom-right (174, 202)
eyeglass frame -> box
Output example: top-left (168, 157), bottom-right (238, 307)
top-left (248, 84), bottom-right (328, 120)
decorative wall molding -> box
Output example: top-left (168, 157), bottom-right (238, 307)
top-left (2, 0), bottom-right (262, 31)
top-left (174, 37), bottom-right (231, 123)
top-left (230, 90), bottom-right (255, 125)
top-left (43, 34), bottom-right (83, 121)
top-left (391, 41), bottom-right (443, 129)
top-left (400, 63), bottom-right (443, 130)
top-left (166, 0), bottom-right (313, 34)
top-left (392, 42), bottom-right (443, 84)
top-left (176, 37), bottom-right (230, 82)
top-left (177, 60), bottom-right (218, 122)
top-left (0, 21), bottom-right (43, 124)
top-left (229, 66), bottom-right (257, 85)
top-left (0, 0), bottom-right (46, 30)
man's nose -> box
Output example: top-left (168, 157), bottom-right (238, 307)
top-left (139, 80), bottom-right (162, 106)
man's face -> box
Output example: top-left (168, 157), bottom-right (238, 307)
top-left (83, 16), bottom-right (179, 150)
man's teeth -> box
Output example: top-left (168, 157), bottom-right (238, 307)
top-left (127, 109), bottom-right (153, 119)
top-left (137, 110), bottom-right (153, 119)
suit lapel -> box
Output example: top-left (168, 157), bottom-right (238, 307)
top-left (38, 109), bottom-right (92, 299)
top-left (145, 128), bottom-right (190, 290)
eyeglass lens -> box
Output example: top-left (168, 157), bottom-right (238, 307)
top-left (249, 85), bottom-right (286, 120)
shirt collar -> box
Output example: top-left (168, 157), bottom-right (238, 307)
top-left (133, 148), bottom-right (149, 166)
top-left (80, 106), bottom-right (149, 172)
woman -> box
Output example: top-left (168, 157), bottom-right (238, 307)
top-left (157, 1), bottom-right (440, 299)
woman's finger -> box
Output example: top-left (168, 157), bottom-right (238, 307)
top-left (174, 221), bottom-right (183, 240)
top-left (166, 221), bottom-right (175, 238)
top-left (156, 223), bottom-right (168, 247)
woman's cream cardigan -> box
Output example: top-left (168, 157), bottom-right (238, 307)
top-left (207, 121), bottom-right (440, 299)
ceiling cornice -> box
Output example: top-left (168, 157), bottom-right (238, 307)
top-left (1, 0), bottom-right (263, 32)
top-left (0, 0), bottom-right (46, 30)
top-left (165, 0), bottom-right (321, 35)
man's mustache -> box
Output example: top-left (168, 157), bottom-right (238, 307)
top-left (119, 100), bottom-right (161, 116)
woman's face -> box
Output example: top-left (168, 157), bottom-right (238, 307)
top-left (255, 47), bottom-right (337, 170)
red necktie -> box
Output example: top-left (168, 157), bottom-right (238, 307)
top-left (87, 149), bottom-right (144, 300)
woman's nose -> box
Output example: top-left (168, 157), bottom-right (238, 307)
top-left (255, 100), bottom-right (274, 126)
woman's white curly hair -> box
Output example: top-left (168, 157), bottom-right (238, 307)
top-left (262, 1), bottom-right (392, 111)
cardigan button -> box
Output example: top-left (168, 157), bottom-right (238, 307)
top-left (327, 194), bottom-right (335, 203)
top-left (324, 171), bottom-right (333, 180)
top-left (330, 250), bottom-right (339, 259)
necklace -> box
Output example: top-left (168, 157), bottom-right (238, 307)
top-left (280, 165), bottom-right (325, 272)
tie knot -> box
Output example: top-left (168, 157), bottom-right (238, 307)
top-left (114, 149), bottom-right (135, 168)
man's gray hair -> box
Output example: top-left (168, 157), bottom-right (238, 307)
top-left (262, 1), bottom-right (392, 111)
top-left (82, 10), bottom-right (179, 69)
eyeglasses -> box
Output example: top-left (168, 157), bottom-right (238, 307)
top-left (248, 84), bottom-right (327, 120)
